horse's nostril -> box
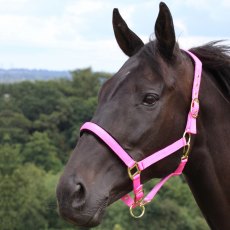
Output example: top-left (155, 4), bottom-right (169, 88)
top-left (71, 183), bottom-right (86, 209)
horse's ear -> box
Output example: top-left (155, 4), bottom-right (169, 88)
top-left (155, 2), bottom-right (176, 59)
top-left (113, 8), bottom-right (144, 57)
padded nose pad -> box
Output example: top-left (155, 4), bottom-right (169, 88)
top-left (71, 183), bottom-right (86, 209)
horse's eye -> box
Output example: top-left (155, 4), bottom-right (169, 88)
top-left (142, 94), bottom-right (158, 106)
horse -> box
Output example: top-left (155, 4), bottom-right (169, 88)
top-left (56, 2), bottom-right (230, 229)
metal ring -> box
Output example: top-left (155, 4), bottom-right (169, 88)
top-left (182, 132), bottom-right (191, 159)
top-left (183, 132), bottom-right (191, 145)
top-left (182, 143), bottom-right (190, 159)
top-left (129, 204), bottom-right (145, 219)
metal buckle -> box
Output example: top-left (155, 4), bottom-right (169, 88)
top-left (190, 98), bottom-right (199, 118)
top-left (128, 162), bottom-right (141, 180)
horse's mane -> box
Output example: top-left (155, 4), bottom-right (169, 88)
top-left (189, 41), bottom-right (230, 101)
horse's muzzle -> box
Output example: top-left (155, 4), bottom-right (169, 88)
top-left (56, 175), bottom-right (108, 227)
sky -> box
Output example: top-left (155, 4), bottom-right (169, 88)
top-left (0, 0), bottom-right (229, 73)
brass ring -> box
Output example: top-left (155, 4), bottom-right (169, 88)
top-left (129, 205), bottom-right (145, 219)
top-left (182, 132), bottom-right (191, 159)
top-left (182, 143), bottom-right (190, 159)
top-left (183, 132), bottom-right (191, 145)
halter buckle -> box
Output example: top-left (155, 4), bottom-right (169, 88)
top-left (190, 98), bottom-right (199, 118)
top-left (128, 162), bottom-right (141, 180)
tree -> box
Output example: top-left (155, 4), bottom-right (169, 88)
top-left (0, 144), bottom-right (49, 230)
top-left (71, 68), bottom-right (110, 99)
top-left (22, 132), bottom-right (62, 173)
top-left (12, 81), bottom-right (64, 121)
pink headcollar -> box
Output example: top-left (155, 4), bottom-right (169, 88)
top-left (80, 50), bottom-right (202, 218)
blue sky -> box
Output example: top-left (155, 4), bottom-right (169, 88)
top-left (0, 0), bottom-right (229, 72)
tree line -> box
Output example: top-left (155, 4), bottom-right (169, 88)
top-left (0, 68), bottom-right (209, 230)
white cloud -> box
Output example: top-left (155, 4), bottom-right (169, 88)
top-left (172, 0), bottom-right (212, 10)
top-left (222, 0), bottom-right (230, 7)
top-left (117, 6), bottom-right (136, 28)
top-left (0, 0), bottom-right (113, 47)
top-left (65, 0), bottom-right (105, 15)
top-left (178, 36), bottom-right (230, 49)
top-left (0, 0), bottom-right (28, 12)
top-left (0, 0), bottom-right (228, 71)
top-left (174, 19), bottom-right (188, 36)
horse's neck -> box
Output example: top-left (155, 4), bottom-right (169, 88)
top-left (184, 73), bottom-right (230, 230)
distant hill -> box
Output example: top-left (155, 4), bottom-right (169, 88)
top-left (0, 68), bottom-right (71, 83)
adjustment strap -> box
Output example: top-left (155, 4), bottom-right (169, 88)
top-left (183, 50), bottom-right (202, 134)
top-left (142, 158), bottom-right (187, 204)
top-left (138, 137), bottom-right (187, 171)
top-left (121, 158), bottom-right (188, 207)
top-left (122, 137), bottom-right (188, 207)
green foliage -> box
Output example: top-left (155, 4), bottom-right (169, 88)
top-left (0, 68), bottom-right (209, 230)
top-left (0, 144), bottom-right (48, 230)
top-left (22, 131), bottom-right (62, 172)
top-left (0, 144), bottom-right (22, 176)
top-left (71, 68), bottom-right (110, 98)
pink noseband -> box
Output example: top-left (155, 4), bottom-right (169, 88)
top-left (80, 50), bottom-right (202, 218)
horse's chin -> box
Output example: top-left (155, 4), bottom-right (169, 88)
top-left (73, 200), bottom-right (109, 227)
top-left (85, 205), bottom-right (107, 227)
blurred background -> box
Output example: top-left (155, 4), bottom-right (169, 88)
top-left (0, 0), bottom-right (229, 229)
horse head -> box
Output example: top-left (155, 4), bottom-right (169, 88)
top-left (56, 2), bottom-right (195, 227)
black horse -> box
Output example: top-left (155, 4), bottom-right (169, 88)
top-left (56, 2), bottom-right (230, 229)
